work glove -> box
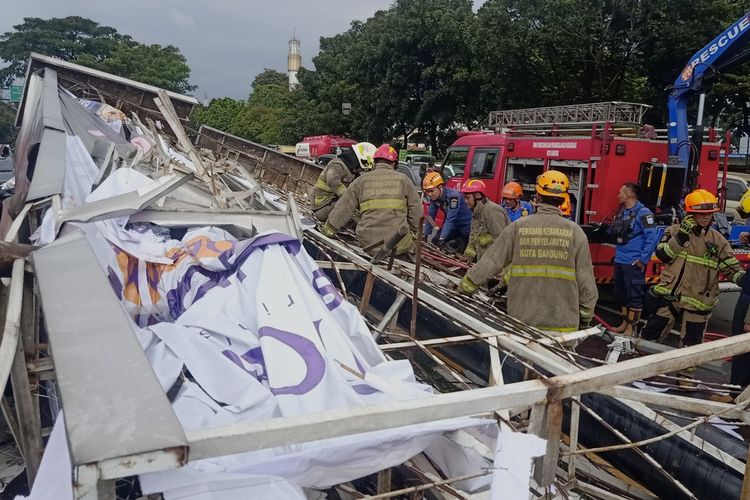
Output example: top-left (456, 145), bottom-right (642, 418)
top-left (676, 215), bottom-right (696, 245)
top-left (578, 318), bottom-right (592, 330)
top-left (459, 275), bottom-right (478, 295)
top-left (320, 222), bottom-right (337, 238)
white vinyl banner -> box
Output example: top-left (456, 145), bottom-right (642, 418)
top-left (30, 159), bottom-right (494, 497)
top-left (97, 226), bottom-right (491, 496)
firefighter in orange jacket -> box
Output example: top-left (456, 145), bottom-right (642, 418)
top-left (641, 189), bottom-right (745, 347)
top-left (460, 171), bottom-right (598, 333)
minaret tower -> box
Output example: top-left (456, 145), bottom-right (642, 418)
top-left (288, 30), bottom-right (301, 89)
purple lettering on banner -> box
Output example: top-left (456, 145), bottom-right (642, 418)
top-left (259, 326), bottom-right (326, 396)
top-left (222, 349), bottom-right (261, 379)
top-left (106, 266), bottom-right (123, 300)
top-left (353, 384), bottom-right (379, 395)
top-left (241, 346), bottom-right (267, 382)
top-left (221, 346), bottom-right (268, 382)
top-left (311, 269), bottom-right (343, 311)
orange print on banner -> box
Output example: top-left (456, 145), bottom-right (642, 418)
top-left (115, 247), bottom-right (142, 306)
top-left (184, 236), bottom-right (234, 260)
top-left (146, 262), bottom-right (167, 304)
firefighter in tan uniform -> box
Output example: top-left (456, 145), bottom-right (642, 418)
top-left (309, 142), bottom-right (376, 221)
top-left (322, 144), bottom-right (423, 256)
top-left (460, 178), bottom-right (510, 262)
top-left (460, 171), bottom-right (598, 333)
top-left (641, 189), bottom-right (745, 347)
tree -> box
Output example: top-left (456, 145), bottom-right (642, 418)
top-left (233, 84), bottom-right (292, 144)
top-left (251, 68), bottom-right (288, 90)
top-left (0, 16), bottom-right (130, 86)
top-left (83, 43), bottom-right (196, 93)
top-left (472, 0), bottom-right (750, 126)
top-left (0, 16), bottom-right (195, 94)
top-left (305, 0), bottom-right (478, 152)
top-left (0, 102), bottom-right (17, 144)
top-left (192, 97), bottom-right (246, 133)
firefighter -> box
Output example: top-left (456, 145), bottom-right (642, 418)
top-left (322, 144), bottom-right (422, 256)
top-left (309, 142), bottom-right (376, 221)
top-left (422, 171), bottom-right (472, 252)
top-left (502, 181), bottom-right (533, 222)
top-left (729, 196), bottom-right (750, 387)
top-left (560, 194), bottom-right (573, 220)
top-left (641, 189), bottom-right (745, 347)
top-left (609, 183), bottom-right (659, 336)
top-left (459, 171), bottom-right (598, 333)
top-left (461, 178), bottom-right (510, 262)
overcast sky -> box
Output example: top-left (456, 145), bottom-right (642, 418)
top-left (1, 1), bottom-right (485, 101)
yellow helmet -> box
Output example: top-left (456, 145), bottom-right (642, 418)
top-left (560, 193), bottom-right (572, 217)
top-left (684, 188), bottom-right (719, 213)
top-left (535, 170), bottom-right (569, 198)
top-left (422, 171), bottom-right (445, 190)
top-left (353, 142), bottom-right (377, 170)
top-left (738, 189), bottom-right (750, 219)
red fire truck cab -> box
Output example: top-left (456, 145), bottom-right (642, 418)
top-left (437, 104), bottom-right (730, 282)
top-left (295, 135), bottom-right (358, 159)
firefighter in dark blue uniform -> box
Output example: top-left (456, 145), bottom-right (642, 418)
top-left (609, 183), bottom-right (659, 336)
top-left (422, 171), bottom-right (472, 251)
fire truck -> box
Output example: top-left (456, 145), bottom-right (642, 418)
top-left (294, 135), bottom-right (357, 159)
top-left (437, 12), bottom-right (750, 282)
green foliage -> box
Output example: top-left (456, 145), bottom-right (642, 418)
top-left (0, 102), bottom-right (18, 144)
top-left (192, 97), bottom-right (246, 133)
top-left (87, 43), bottom-right (196, 93)
top-left (251, 69), bottom-right (288, 91)
top-left (0, 16), bottom-right (194, 94)
top-left (0, 16), bottom-right (129, 87)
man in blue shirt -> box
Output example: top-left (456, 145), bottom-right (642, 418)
top-left (609, 182), bottom-right (659, 336)
top-left (422, 171), bottom-right (472, 251)
top-left (502, 181), bottom-right (534, 222)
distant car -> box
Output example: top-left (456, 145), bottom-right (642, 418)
top-left (404, 154), bottom-right (436, 167)
top-left (719, 172), bottom-right (750, 221)
top-left (396, 162), bottom-right (421, 186)
top-left (315, 154), bottom-right (337, 167)
top-left (0, 145), bottom-right (13, 184)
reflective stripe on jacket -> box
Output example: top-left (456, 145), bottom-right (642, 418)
top-left (652, 224), bottom-right (744, 312)
top-left (309, 158), bottom-right (355, 209)
top-left (327, 161), bottom-right (423, 255)
top-left (465, 199), bottom-right (510, 261)
top-left (467, 204), bottom-right (598, 332)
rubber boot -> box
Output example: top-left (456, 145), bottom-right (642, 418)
top-left (610, 306), bottom-right (628, 333)
top-left (623, 309), bottom-right (641, 337)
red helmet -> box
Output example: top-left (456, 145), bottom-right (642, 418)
top-left (460, 178), bottom-right (487, 195)
top-left (373, 144), bottom-right (398, 163)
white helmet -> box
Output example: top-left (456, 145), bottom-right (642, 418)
top-left (353, 142), bottom-right (377, 170)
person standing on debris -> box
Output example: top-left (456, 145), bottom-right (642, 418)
top-left (731, 227), bottom-right (750, 387)
top-left (501, 181), bottom-right (533, 222)
top-left (641, 189), bottom-right (745, 347)
top-left (422, 171), bottom-right (472, 252)
top-left (609, 183), bottom-right (659, 336)
top-left (310, 142), bottom-right (376, 221)
top-left (322, 144), bottom-right (422, 256)
top-left (459, 171), bottom-right (598, 333)
top-left (461, 178), bottom-right (510, 262)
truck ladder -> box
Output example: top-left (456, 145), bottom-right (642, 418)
top-left (488, 102), bottom-right (651, 129)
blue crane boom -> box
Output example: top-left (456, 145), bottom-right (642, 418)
top-left (667, 13), bottom-right (750, 173)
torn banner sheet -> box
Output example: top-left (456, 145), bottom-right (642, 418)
top-left (96, 219), bottom-right (492, 497)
